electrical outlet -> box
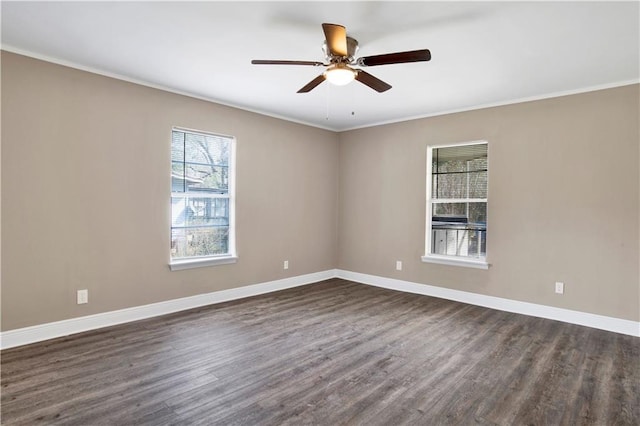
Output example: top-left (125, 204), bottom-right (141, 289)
top-left (284, 260), bottom-right (289, 270)
top-left (555, 282), bottom-right (564, 295)
top-left (396, 261), bottom-right (402, 271)
top-left (77, 289), bottom-right (88, 304)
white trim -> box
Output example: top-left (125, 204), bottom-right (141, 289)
top-left (2, 269), bottom-right (637, 349)
top-left (428, 140), bottom-right (488, 149)
top-left (2, 46), bottom-right (638, 133)
top-left (0, 46), bottom-right (336, 132)
top-left (0, 269), bottom-right (337, 350)
top-left (425, 146), bottom-right (433, 256)
top-left (169, 255), bottom-right (238, 271)
top-left (338, 80), bottom-right (640, 132)
top-left (421, 255), bottom-right (489, 270)
top-left (172, 126), bottom-right (235, 141)
top-left (228, 135), bottom-right (237, 258)
top-left (335, 270), bottom-right (640, 337)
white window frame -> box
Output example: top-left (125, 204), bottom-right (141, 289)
top-left (169, 127), bottom-right (237, 271)
top-left (422, 140), bottom-right (489, 270)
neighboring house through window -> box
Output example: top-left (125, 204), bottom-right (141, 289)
top-left (170, 127), bottom-right (237, 270)
top-left (423, 141), bottom-right (488, 269)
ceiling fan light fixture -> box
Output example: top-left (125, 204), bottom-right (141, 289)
top-left (252, 23), bottom-right (430, 93)
top-left (324, 64), bottom-right (356, 86)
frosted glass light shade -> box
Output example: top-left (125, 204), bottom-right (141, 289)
top-left (324, 65), bottom-right (356, 86)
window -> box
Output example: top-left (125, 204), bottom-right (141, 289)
top-left (170, 128), bottom-right (236, 270)
top-left (423, 141), bottom-right (488, 269)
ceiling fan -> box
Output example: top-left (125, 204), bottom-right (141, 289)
top-left (251, 23), bottom-right (431, 93)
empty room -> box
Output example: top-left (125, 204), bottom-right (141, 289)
top-left (1, 1), bottom-right (638, 425)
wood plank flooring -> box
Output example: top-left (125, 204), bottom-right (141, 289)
top-left (1, 279), bottom-right (638, 425)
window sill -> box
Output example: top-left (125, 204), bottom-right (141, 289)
top-left (169, 255), bottom-right (238, 271)
top-left (421, 255), bottom-right (489, 270)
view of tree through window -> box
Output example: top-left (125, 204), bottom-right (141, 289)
top-left (171, 129), bottom-right (233, 260)
top-left (427, 142), bottom-right (488, 260)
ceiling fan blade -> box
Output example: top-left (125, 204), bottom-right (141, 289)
top-left (251, 60), bottom-right (324, 66)
top-left (297, 74), bottom-right (326, 93)
top-left (322, 23), bottom-right (348, 57)
top-left (358, 49), bottom-right (431, 66)
top-left (355, 70), bottom-right (392, 92)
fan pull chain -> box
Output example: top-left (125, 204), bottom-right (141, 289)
top-left (325, 83), bottom-right (330, 121)
top-left (351, 81), bottom-right (356, 118)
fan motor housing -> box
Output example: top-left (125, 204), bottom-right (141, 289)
top-left (323, 36), bottom-right (359, 63)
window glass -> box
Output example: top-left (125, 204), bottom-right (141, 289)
top-left (171, 129), bottom-right (234, 262)
top-left (427, 142), bottom-right (488, 261)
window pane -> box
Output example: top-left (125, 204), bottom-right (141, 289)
top-left (468, 170), bottom-right (488, 198)
top-left (172, 196), bottom-right (229, 227)
top-left (212, 198), bottom-right (229, 219)
top-left (433, 170), bottom-right (487, 199)
top-left (433, 173), bottom-right (465, 198)
top-left (171, 131), bottom-right (184, 162)
top-left (171, 226), bottom-right (229, 259)
top-left (172, 130), bottom-right (231, 193)
top-left (431, 202), bottom-right (487, 254)
top-left (172, 197), bottom-right (185, 227)
top-left (432, 144), bottom-right (487, 200)
top-left (185, 133), bottom-right (229, 166)
top-left (433, 144), bottom-right (487, 171)
top-left (431, 227), bottom-right (486, 258)
top-left (433, 202), bottom-right (486, 224)
top-left (171, 162), bottom-right (185, 193)
top-left (431, 202), bottom-right (486, 258)
top-left (184, 164), bottom-right (228, 193)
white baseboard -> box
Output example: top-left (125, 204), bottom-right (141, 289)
top-left (336, 269), bottom-right (640, 337)
top-left (0, 269), bottom-right (338, 350)
top-left (2, 268), bottom-right (637, 349)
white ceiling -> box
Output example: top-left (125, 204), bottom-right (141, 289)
top-left (2, 1), bottom-right (638, 131)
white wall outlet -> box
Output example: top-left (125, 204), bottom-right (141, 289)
top-left (283, 260), bottom-right (289, 270)
top-left (396, 261), bottom-right (402, 271)
top-left (77, 289), bottom-right (88, 304)
top-left (555, 282), bottom-right (564, 294)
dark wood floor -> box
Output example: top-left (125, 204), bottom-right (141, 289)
top-left (1, 279), bottom-right (638, 425)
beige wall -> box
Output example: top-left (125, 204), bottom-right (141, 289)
top-left (338, 85), bottom-right (640, 321)
top-left (2, 51), bottom-right (638, 331)
top-left (1, 52), bottom-right (339, 330)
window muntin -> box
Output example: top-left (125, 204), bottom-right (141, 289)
top-left (170, 128), bottom-right (235, 263)
top-left (426, 141), bottom-right (488, 264)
